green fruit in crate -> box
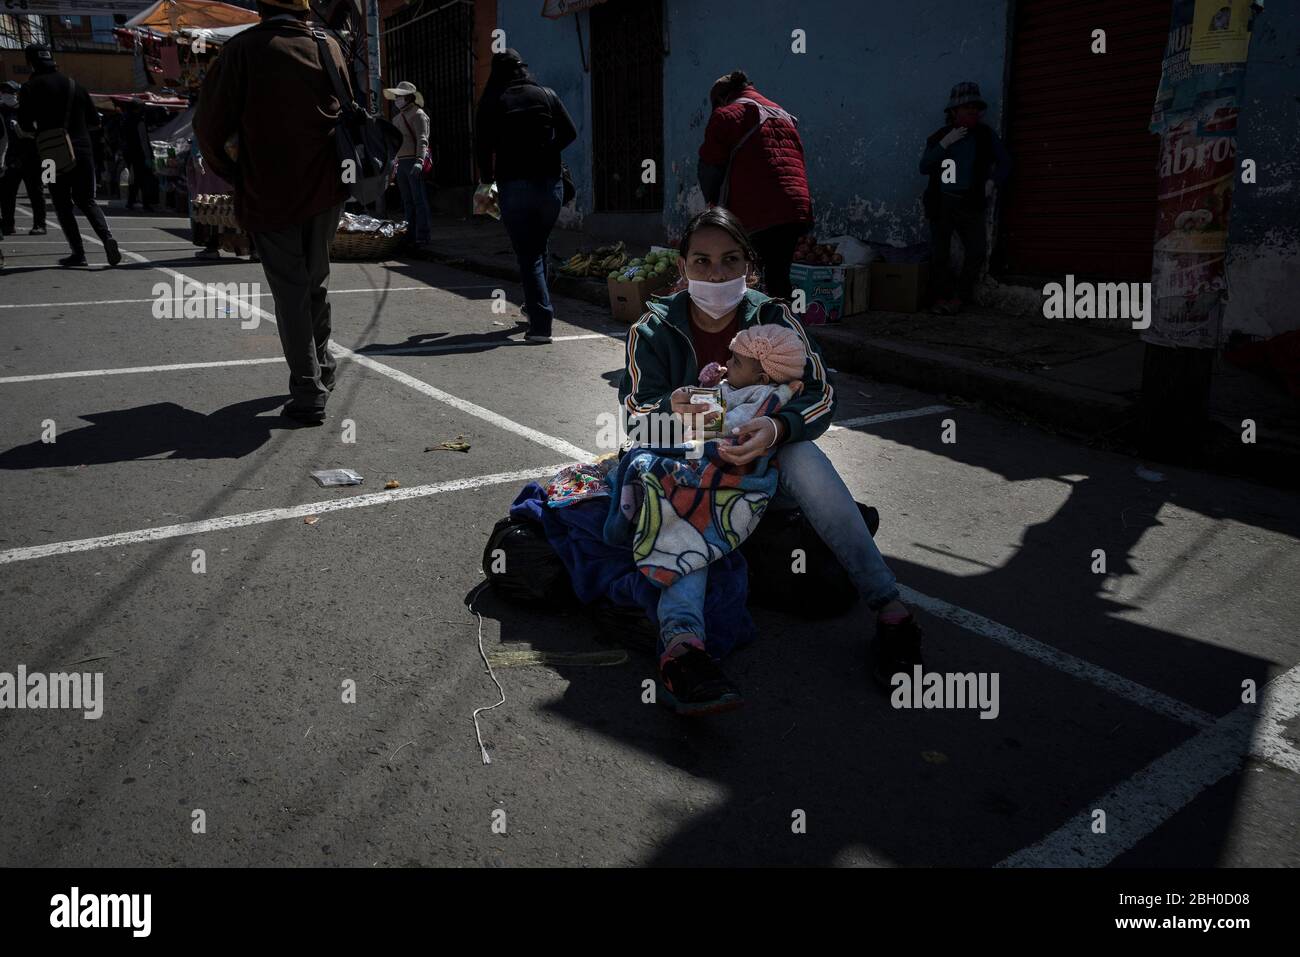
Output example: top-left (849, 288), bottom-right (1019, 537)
top-left (630, 258), bottom-right (644, 267)
top-left (608, 270), bottom-right (619, 279)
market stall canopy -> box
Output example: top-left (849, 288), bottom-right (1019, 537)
top-left (10, 2), bottom-right (157, 15)
top-left (176, 23), bottom-right (255, 45)
top-left (149, 105), bottom-right (195, 143)
top-left (125, 0), bottom-right (259, 32)
top-left (91, 92), bottom-right (190, 112)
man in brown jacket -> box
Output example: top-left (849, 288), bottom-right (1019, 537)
top-left (196, 0), bottom-right (351, 424)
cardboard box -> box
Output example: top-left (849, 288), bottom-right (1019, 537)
top-left (869, 261), bottom-right (931, 313)
top-left (608, 272), bottom-right (675, 324)
top-left (842, 265), bottom-right (871, 317)
top-left (789, 263), bottom-right (845, 325)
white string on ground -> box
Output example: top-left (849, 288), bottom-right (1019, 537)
top-left (468, 585), bottom-right (505, 766)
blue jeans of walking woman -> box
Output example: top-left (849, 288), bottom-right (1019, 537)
top-left (657, 439), bottom-right (901, 657)
top-left (396, 157), bottom-right (431, 245)
top-left (497, 176), bottom-right (562, 338)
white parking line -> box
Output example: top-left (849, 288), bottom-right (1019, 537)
top-left (0, 358), bottom-right (285, 384)
top-left (828, 405), bottom-right (953, 430)
top-left (998, 662), bottom-right (1300, 867)
top-left (0, 465), bottom-right (568, 565)
top-left (0, 285), bottom-right (509, 310)
top-left (898, 585), bottom-right (1215, 729)
top-left (0, 336), bottom-right (617, 383)
top-left (364, 333), bottom-right (610, 355)
top-left (21, 216), bottom-right (595, 463)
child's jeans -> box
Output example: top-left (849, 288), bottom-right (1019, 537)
top-left (658, 568), bottom-right (708, 657)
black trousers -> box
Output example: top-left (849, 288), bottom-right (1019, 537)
top-left (251, 203), bottom-right (344, 410)
top-left (49, 151), bottom-right (113, 256)
top-left (750, 221), bottom-right (810, 301)
top-left (929, 193), bottom-right (987, 301)
top-left (126, 154), bottom-right (157, 208)
top-left (0, 163), bottom-right (46, 230)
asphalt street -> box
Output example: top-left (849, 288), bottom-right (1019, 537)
top-left (1, 206), bottom-right (1298, 867)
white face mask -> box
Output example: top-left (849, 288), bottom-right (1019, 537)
top-left (687, 274), bottom-right (748, 320)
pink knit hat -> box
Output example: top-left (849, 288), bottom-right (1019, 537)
top-left (730, 324), bottom-right (805, 383)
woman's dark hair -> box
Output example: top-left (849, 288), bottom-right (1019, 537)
top-left (678, 207), bottom-right (757, 263)
top-left (709, 70), bottom-right (750, 109)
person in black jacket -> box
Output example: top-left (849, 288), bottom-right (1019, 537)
top-left (119, 100), bottom-right (157, 211)
top-left (18, 45), bottom-right (120, 267)
top-left (474, 49), bottom-right (576, 343)
top-left (1, 81), bottom-right (48, 236)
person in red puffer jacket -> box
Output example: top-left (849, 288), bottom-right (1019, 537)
top-left (697, 70), bottom-right (812, 300)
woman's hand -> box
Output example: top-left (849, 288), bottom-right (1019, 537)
top-left (669, 387), bottom-right (709, 418)
top-left (717, 417), bottom-right (780, 466)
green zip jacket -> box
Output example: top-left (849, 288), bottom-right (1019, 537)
top-left (618, 288), bottom-right (837, 445)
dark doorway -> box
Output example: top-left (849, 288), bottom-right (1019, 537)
top-left (589, 0), bottom-right (665, 212)
top-left (997, 0), bottom-right (1170, 282)
top-left (384, 0), bottom-right (475, 187)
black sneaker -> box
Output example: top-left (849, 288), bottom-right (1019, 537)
top-left (29, 225), bottom-right (46, 236)
top-left (104, 238), bottom-right (122, 266)
top-left (869, 613), bottom-right (924, 690)
top-left (659, 647), bottom-right (744, 716)
top-left (59, 252), bottom-right (88, 268)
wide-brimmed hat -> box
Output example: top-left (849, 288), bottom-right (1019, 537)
top-left (946, 81), bottom-right (986, 111)
top-left (382, 81), bottom-right (424, 108)
top-left (258, 0), bottom-right (310, 9)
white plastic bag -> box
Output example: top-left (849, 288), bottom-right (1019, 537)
top-left (472, 182), bottom-right (500, 220)
top-left (824, 235), bottom-right (874, 266)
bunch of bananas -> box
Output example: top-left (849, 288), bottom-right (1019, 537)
top-left (558, 241), bottom-right (628, 278)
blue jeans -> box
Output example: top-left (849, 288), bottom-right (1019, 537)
top-left (656, 439), bottom-right (900, 653)
top-left (497, 177), bottom-right (562, 337)
top-left (396, 158), bottom-right (431, 245)
top-left (658, 566), bottom-right (709, 656)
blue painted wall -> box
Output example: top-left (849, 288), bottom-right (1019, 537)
top-left (1224, 2), bottom-right (1300, 338)
top-left (496, 0), bottom-right (1010, 241)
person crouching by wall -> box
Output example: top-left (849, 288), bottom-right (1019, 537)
top-left (918, 81), bottom-right (1010, 315)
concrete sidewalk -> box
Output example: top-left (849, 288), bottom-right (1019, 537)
top-left (416, 214), bottom-right (1300, 484)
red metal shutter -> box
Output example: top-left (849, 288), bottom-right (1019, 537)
top-left (998, 0), bottom-right (1170, 282)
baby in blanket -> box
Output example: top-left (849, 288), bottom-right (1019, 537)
top-left (694, 324), bottom-right (805, 440)
top-left (647, 324), bottom-right (810, 712)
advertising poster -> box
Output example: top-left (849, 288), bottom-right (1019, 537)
top-left (1144, 100), bottom-right (1238, 348)
top-left (1189, 0), bottom-right (1255, 64)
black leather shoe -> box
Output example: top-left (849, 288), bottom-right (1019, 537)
top-left (104, 238), bottom-right (122, 266)
top-left (59, 253), bottom-right (88, 267)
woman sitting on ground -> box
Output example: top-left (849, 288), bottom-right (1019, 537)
top-left (618, 207), bottom-right (924, 711)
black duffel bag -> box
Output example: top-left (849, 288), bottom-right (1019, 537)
top-left (481, 515), bottom-right (577, 607)
top-left (739, 502), bottom-right (880, 619)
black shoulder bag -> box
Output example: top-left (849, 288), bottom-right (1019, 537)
top-left (311, 28), bottom-right (402, 205)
